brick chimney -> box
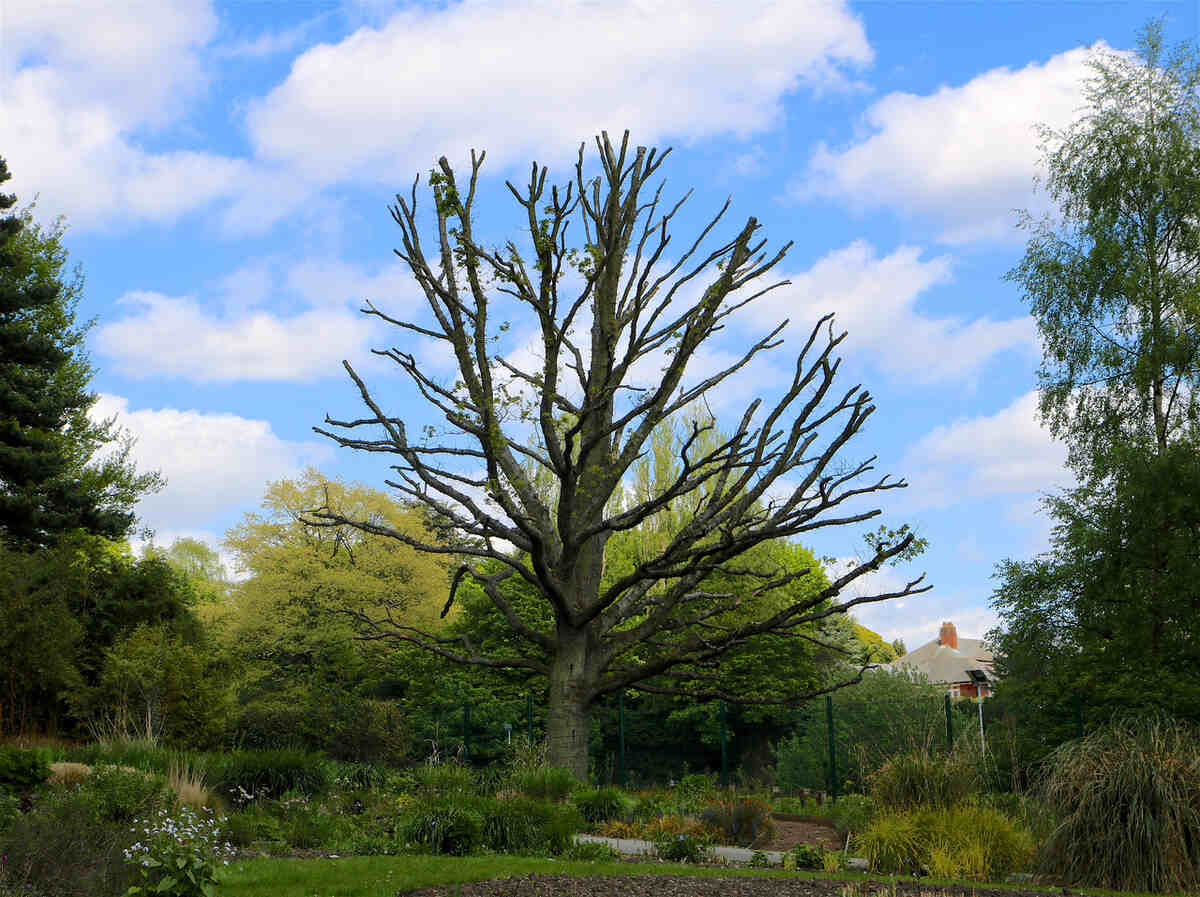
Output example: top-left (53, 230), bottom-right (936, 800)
top-left (938, 621), bottom-right (958, 650)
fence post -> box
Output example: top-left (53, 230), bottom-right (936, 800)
top-left (527, 693), bottom-right (533, 744)
top-left (720, 701), bottom-right (728, 787)
top-left (825, 695), bottom-right (838, 803)
top-left (618, 691), bottom-right (626, 788)
top-left (944, 693), bottom-right (953, 753)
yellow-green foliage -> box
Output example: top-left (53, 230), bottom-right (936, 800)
top-left (868, 747), bottom-right (980, 810)
top-left (858, 805), bottom-right (1034, 880)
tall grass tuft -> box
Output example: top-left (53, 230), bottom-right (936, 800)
top-left (868, 746), bottom-right (980, 810)
top-left (166, 754), bottom-right (220, 811)
top-left (1037, 714), bottom-right (1200, 893)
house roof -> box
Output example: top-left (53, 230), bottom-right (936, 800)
top-left (886, 636), bottom-right (996, 685)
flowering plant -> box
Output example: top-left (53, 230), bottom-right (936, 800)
top-left (123, 807), bottom-right (235, 897)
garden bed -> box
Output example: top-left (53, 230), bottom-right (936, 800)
top-left (402, 874), bottom-right (1069, 897)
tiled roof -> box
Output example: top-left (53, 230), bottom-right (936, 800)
top-left (885, 636), bottom-right (995, 685)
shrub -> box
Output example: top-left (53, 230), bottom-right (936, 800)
top-left (572, 786), bottom-right (630, 825)
top-left (122, 807), bottom-right (235, 897)
top-left (821, 850), bottom-right (846, 873)
top-left (630, 792), bottom-right (668, 821)
top-left (857, 805), bottom-right (1033, 880)
top-left (481, 797), bottom-right (582, 855)
top-left (508, 766), bottom-right (579, 802)
top-left (0, 790), bottom-right (18, 833)
top-left (212, 748), bottom-right (330, 801)
top-left (824, 793), bottom-right (875, 833)
top-left (81, 764), bottom-right (171, 824)
top-left (0, 747), bottom-right (50, 792)
top-left (791, 843), bottom-right (823, 870)
top-left (698, 796), bottom-right (774, 847)
top-left (1037, 715), bottom-right (1200, 893)
top-left (277, 803), bottom-right (345, 850)
top-left (221, 806), bottom-right (282, 847)
top-left (0, 791), bottom-right (134, 897)
top-left (563, 839), bottom-right (619, 861)
top-left (397, 798), bottom-right (484, 855)
top-left (411, 761), bottom-right (474, 797)
top-left (655, 832), bottom-right (706, 864)
top-left (868, 748), bottom-right (979, 810)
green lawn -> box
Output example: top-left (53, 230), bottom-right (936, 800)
top-left (215, 855), bottom-right (1190, 897)
top-left (215, 856), bottom-right (804, 897)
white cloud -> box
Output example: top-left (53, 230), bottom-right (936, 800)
top-left (0, 0), bottom-right (271, 230)
top-left (95, 256), bottom-right (424, 383)
top-left (90, 394), bottom-right (332, 531)
top-left (745, 242), bottom-right (1036, 384)
top-left (901, 390), bottom-right (1072, 510)
top-left (95, 290), bottom-right (377, 383)
top-left (799, 45), bottom-right (1109, 244)
top-left (247, 0), bottom-right (872, 182)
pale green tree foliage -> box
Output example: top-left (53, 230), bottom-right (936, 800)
top-left (219, 468), bottom-right (451, 758)
top-left (1009, 19), bottom-right (1200, 475)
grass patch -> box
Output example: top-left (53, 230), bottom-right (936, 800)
top-left (214, 855), bottom-right (1191, 897)
top-left (215, 855), bottom-right (799, 897)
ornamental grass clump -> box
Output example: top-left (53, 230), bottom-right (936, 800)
top-left (123, 806), bottom-right (235, 897)
top-left (1037, 715), bottom-right (1200, 894)
top-left (868, 747), bottom-right (980, 810)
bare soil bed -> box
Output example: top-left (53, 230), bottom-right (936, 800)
top-left (757, 817), bottom-right (843, 852)
top-left (401, 875), bottom-right (1069, 897)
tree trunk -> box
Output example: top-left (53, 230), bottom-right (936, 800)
top-left (546, 627), bottom-right (593, 780)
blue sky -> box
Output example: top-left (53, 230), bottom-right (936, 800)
top-left (3, 0), bottom-right (1191, 649)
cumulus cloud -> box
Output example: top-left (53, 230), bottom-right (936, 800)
top-left (247, 0), bottom-right (873, 182)
top-left (900, 390), bottom-right (1072, 510)
top-left (95, 291), bottom-right (377, 383)
top-left (0, 0), bottom-right (266, 230)
top-left (90, 394), bottom-right (331, 531)
top-left (743, 241), bottom-right (1036, 384)
top-left (799, 45), bottom-right (1109, 244)
top-left (94, 256), bottom-right (424, 382)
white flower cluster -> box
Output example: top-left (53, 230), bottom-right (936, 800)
top-left (122, 806), bottom-right (236, 867)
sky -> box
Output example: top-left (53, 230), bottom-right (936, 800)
top-left (3, 0), bottom-right (1192, 651)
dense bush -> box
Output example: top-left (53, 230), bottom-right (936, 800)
top-left (572, 786), bottom-right (631, 825)
top-left (825, 793), bottom-right (876, 833)
top-left (868, 747), bottom-right (980, 810)
top-left (1037, 715), bottom-right (1200, 893)
top-left (397, 798), bottom-right (484, 855)
top-left (791, 843), bottom-right (824, 870)
top-left (481, 797), bottom-right (582, 855)
top-left (655, 832), bottom-right (707, 863)
top-left (0, 747), bottom-right (50, 792)
top-left (857, 805), bottom-right (1034, 880)
top-left (508, 766), bottom-right (579, 802)
top-left (698, 796), bottom-right (774, 847)
top-left (212, 748), bottom-right (330, 801)
top-left (79, 764), bottom-right (171, 824)
top-left (222, 805), bottom-right (283, 847)
top-left (0, 790), bottom-right (19, 832)
top-left (0, 791), bottom-right (134, 897)
top-left (411, 761), bottom-right (474, 796)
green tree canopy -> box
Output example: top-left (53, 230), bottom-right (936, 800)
top-left (0, 158), bottom-right (163, 548)
top-left (992, 22), bottom-right (1200, 763)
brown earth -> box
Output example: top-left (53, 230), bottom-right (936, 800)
top-left (756, 817), bottom-right (843, 852)
top-left (401, 875), bottom-right (1071, 897)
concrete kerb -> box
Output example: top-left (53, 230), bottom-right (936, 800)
top-left (573, 834), bottom-right (869, 869)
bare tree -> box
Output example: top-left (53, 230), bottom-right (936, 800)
top-left (307, 131), bottom-right (930, 776)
